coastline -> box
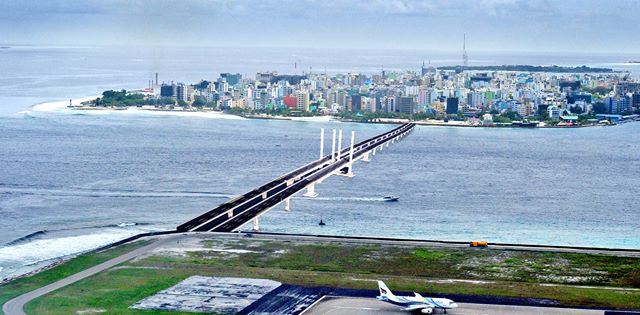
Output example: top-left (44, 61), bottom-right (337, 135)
top-left (29, 97), bottom-right (246, 120)
top-left (25, 96), bottom-right (630, 128)
top-left (28, 97), bottom-right (339, 122)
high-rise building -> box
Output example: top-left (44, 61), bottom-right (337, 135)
top-left (386, 96), bottom-right (396, 113)
top-left (615, 82), bottom-right (640, 96)
top-left (548, 105), bottom-right (561, 120)
top-left (176, 84), bottom-right (188, 102)
top-left (350, 94), bottom-right (362, 112)
top-left (337, 90), bottom-right (347, 109)
top-left (632, 93), bottom-right (640, 109)
top-left (282, 95), bottom-right (297, 108)
top-left (160, 84), bottom-right (175, 98)
top-left (220, 73), bottom-right (242, 86)
top-left (559, 80), bottom-right (581, 92)
top-left (619, 96), bottom-right (631, 113)
top-left (467, 92), bottom-right (484, 109)
top-left (603, 97), bottom-right (619, 114)
top-left (397, 97), bottom-right (415, 114)
top-left (446, 97), bottom-right (459, 114)
top-left (296, 91), bottom-right (310, 111)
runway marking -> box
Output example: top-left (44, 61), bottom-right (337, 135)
top-left (320, 306), bottom-right (385, 315)
top-left (334, 306), bottom-right (382, 310)
top-left (300, 295), bottom-right (327, 314)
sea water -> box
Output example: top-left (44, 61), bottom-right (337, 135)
top-left (1, 46), bottom-right (639, 281)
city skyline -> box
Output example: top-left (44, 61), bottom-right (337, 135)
top-left (2, 0), bottom-right (640, 54)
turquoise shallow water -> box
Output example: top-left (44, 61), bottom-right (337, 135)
top-left (0, 46), bottom-right (639, 280)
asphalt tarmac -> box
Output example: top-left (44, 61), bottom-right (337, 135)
top-left (303, 296), bottom-right (605, 315)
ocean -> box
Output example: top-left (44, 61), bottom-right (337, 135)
top-left (1, 46), bottom-right (639, 281)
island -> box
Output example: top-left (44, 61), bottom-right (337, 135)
top-left (437, 64), bottom-right (614, 73)
top-left (69, 65), bottom-right (640, 128)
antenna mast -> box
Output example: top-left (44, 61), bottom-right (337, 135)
top-left (462, 33), bottom-right (469, 68)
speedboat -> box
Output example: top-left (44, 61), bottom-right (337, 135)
top-left (383, 195), bottom-right (399, 202)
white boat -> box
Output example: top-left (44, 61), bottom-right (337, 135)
top-left (383, 195), bottom-right (399, 202)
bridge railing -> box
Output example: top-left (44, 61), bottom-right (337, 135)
top-left (209, 123), bottom-right (416, 232)
top-left (178, 123), bottom-right (415, 232)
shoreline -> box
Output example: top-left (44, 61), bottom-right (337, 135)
top-left (27, 96), bottom-right (629, 128)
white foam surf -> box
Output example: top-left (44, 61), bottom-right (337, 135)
top-left (0, 229), bottom-right (142, 281)
top-left (31, 96), bottom-right (100, 112)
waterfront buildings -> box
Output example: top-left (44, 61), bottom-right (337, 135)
top-left (138, 66), bottom-right (639, 120)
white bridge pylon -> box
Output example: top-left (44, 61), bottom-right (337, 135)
top-left (287, 125), bottom-right (410, 212)
top-left (179, 123), bottom-right (415, 233)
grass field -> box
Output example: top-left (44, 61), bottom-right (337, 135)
top-left (0, 241), bottom-right (149, 315)
top-left (14, 236), bottom-right (640, 314)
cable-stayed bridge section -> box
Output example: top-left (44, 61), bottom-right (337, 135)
top-left (177, 123), bottom-right (415, 233)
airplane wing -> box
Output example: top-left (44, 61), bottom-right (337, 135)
top-left (403, 304), bottom-right (432, 311)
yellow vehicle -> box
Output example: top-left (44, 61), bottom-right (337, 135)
top-left (470, 240), bottom-right (489, 247)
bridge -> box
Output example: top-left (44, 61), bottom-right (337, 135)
top-left (177, 123), bottom-right (416, 233)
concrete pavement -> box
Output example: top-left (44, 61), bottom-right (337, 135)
top-left (303, 297), bottom-right (605, 315)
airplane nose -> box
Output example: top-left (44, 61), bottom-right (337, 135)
top-left (450, 303), bottom-right (458, 308)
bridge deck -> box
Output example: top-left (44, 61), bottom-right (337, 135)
top-left (177, 123), bottom-right (415, 233)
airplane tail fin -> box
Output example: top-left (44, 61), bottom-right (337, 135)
top-left (377, 281), bottom-right (396, 298)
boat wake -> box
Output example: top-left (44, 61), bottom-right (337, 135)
top-left (297, 196), bottom-right (397, 202)
top-left (0, 184), bottom-right (234, 199)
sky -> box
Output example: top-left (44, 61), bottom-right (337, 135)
top-left (1, 0), bottom-right (639, 53)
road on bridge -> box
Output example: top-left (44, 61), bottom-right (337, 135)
top-left (177, 123), bottom-right (415, 233)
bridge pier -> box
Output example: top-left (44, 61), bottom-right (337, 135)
top-left (337, 129), bottom-right (343, 160)
top-left (252, 217), bottom-right (259, 231)
top-left (372, 146), bottom-right (376, 156)
top-left (362, 151), bottom-right (370, 162)
top-left (319, 128), bottom-right (325, 159)
top-left (303, 183), bottom-right (319, 198)
top-left (341, 131), bottom-right (355, 177)
top-left (331, 129), bottom-right (336, 162)
top-left (284, 197), bottom-right (291, 211)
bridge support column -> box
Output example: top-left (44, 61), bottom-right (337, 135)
top-left (331, 129), bottom-right (336, 162)
top-left (284, 197), bottom-right (291, 211)
top-left (372, 146), bottom-right (376, 156)
top-left (303, 183), bottom-right (319, 198)
top-left (253, 217), bottom-right (259, 231)
top-left (339, 131), bottom-right (355, 177)
top-left (386, 141), bottom-right (390, 147)
top-left (319, 128), bottom-right (325, 159)
top-left (261, 192), bottom-right (267, 199)
top-left (362, 151), bottom-right (370, 162)
top-left (227, 209), bottom-right (233, 218)
top-left (337, 129), bottom-right (343, 160)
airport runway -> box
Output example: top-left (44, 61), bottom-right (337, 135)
top-left (303, 297), bottom-right (604, 315)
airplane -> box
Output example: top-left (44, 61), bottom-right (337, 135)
top-left (376, 280), bottom-right (458, 314)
